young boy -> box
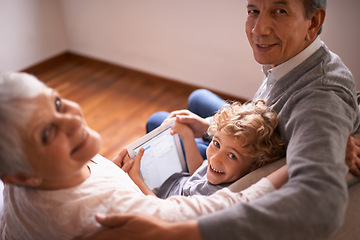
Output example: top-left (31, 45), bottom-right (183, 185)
top-left (126, 100), bottom-right (286, 198)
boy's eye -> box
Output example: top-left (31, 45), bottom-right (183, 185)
top-left (213, 140), bottom-right (220, 148)
top-left (228, 153), bottom-right (238, 160)
top-left (55, 97), bottom-right (62, 112)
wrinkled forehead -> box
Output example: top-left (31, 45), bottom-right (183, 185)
top-left (246, 0), bottom-right (305, 7)
top-left (14, 87), bottom-right (53, 134)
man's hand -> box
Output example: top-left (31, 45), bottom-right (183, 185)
top-left (165, 110), bottom-right (209, 138)
top-left (74, 214), bottom-right (202, 240)
top-left (345, 136), bottom-right (360, 176)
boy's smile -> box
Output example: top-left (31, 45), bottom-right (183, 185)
top-left (206, 130), bottom-right (254, 185)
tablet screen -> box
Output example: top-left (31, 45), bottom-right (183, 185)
top-left (133, 127), bottom-right (184, 190)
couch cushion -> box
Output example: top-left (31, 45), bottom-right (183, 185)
top-left (229, 158), bottom-right (286, 192)
top-left (229, 157), bottom-right (360, 192)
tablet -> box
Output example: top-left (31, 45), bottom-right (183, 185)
top-left (127, 120), bottom-right (186, 190)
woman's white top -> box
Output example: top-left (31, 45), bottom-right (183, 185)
top-left (1, 154), bottom-right (275, 240)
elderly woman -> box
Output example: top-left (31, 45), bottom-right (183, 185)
top-left (0, 72), bottom-right (288, 240)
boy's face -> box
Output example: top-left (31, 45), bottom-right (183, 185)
top-left (206, 130), bottom-right (254, 185)
top-left (23, 88), bottom-right (102, 189)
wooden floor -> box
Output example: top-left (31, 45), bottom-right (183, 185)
top-left (24, 52), bottom-right (244, 160)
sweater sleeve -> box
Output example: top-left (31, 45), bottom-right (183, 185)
top-left (198, 85), bottom-right (358, 239)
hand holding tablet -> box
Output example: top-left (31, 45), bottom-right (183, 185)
top-left (126, 120), bottom-right (186, 191)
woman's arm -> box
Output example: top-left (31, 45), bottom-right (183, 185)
top-left (265, 165), bottom-right (288, 189)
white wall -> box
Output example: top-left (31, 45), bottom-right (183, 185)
top-left (1, 1), bottom-right (359, 100)
top-left (60, 0), bottom-right (263, 99)
top-left (0, 0), bottom-right (67, 71)
top-left (322, 1), bottom-right (360, 91)
top-left (59, 0), bottom-right (360, 99)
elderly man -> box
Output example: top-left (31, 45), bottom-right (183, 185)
top-left (79, 0), bottom-right (359, 239)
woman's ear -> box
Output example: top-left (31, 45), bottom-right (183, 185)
top-left (306, 7), bottom-right (326, 41)
top-left (1, 174), bottom-right (42, 187)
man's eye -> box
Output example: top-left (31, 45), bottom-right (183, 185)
top-left (55, 97), bottom-right (62, 112)
top-left (248, 9), bottom-right (259, 15)
top-left (275, 8), bottom-right (287, 14)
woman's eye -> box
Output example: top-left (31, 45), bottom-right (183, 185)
top-left (42, 128), bottom-right (51, 144)
top-left (55, 97), bottom-right (62, 112)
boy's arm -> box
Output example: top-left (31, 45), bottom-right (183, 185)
top-left (127, 148), bottom-right (156, 196)
top-left (113, 148), bottom-right (156, 196)
top-left (172, 117), bottom-right (204, 175)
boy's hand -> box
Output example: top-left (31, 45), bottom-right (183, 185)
top-left (164, 110), bottom-right (209, 138)
top-left (127, 148), bottom-right (145, 181)
top-left (171, 118), bottom-right (195, 140)
top-left (112, 148), bottom-right (134, 173)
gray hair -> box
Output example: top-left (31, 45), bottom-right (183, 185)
top-left (304, 0), bottom-right (327, 35)
top-left (0, 72), bottom-right (47, 177)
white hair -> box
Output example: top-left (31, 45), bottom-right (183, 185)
top-left (0, 72), bottom-right (47, 177)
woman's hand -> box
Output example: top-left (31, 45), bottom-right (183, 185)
top-left (164, 110), bottom-right (209, 138)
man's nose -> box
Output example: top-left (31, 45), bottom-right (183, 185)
top-left (252, 14), bottom-right (272, 36)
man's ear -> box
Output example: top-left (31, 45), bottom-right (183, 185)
top-left (306, 7), bottom-right (326, 41)
top-left (1, 174), bottom-right (42, 187)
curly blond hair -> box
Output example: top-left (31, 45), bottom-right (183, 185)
top-left (208, 100), bottom-right (286, 171)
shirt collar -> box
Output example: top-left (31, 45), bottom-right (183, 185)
top-left (262, 37), bottom-right (322, 80)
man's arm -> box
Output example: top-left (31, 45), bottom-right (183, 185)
top-left (198, 89), bottom-right (355, 240)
